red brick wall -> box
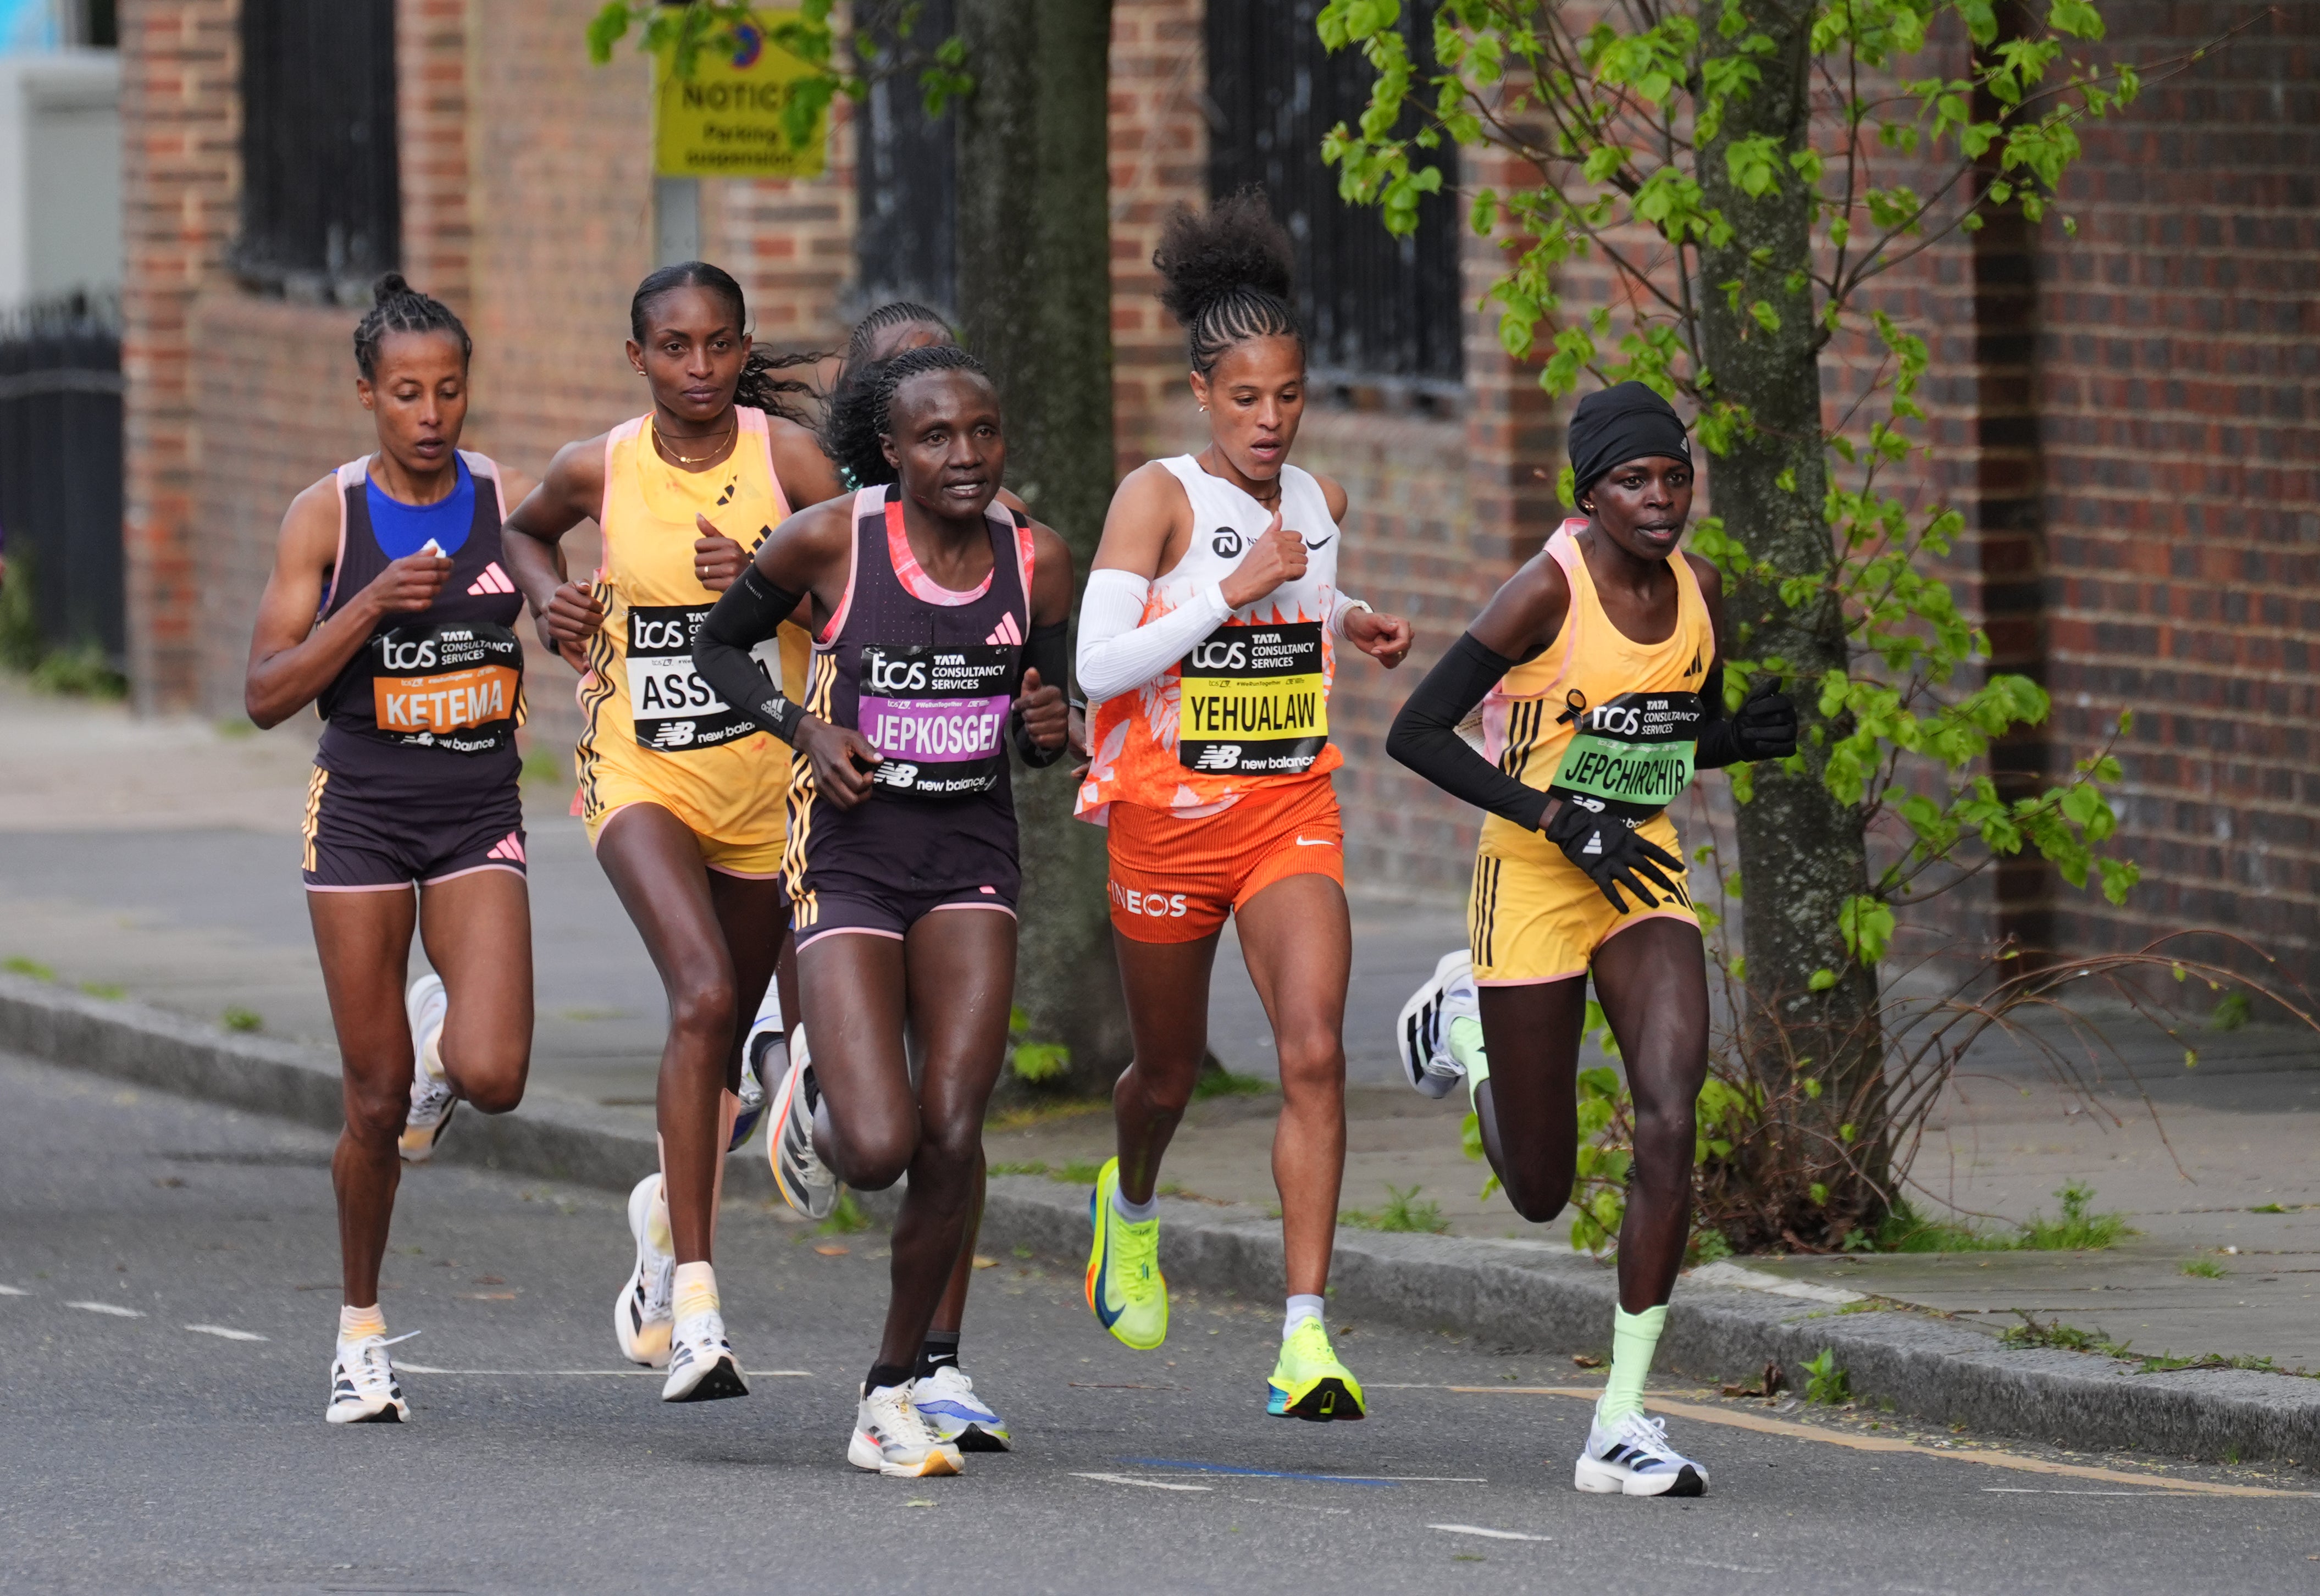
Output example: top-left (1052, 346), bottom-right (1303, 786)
top-left (119, 0), bottom-right (238, 713)
top-left (2035, 2), bottom-right (2320, 981)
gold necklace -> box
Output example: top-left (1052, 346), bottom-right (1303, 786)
top-left (653, 416), bottom-right (736, 467)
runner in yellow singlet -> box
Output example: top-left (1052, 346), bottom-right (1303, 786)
top-left (501, 262), bottom-right (841, 1403)
top-left (1386, 382), bottom-right (1798, 1497)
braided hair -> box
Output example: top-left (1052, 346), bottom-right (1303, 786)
top-left (822, 303), bottom-right (957, 488)
top-left (353, 273), bottom-right (470, 379)
top-left (868, 344), bottom-right (992, 476)
top-left (1152, 187), bottom-right (1302, 376)
top-left (845, 300), bottom-right (949, 365)
top-left (629, 261), bottom-right (827, 428)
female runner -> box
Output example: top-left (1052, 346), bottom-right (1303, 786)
top-left (1386, 381), bottom-right (1797, 1497)
top-left (694, 343), bottom-right (1072, 1476)
top-left (501, 262), bottom-right (838, 1402)
top-left (780, 301), bottom-right (1024, 1451)
top-left (1072, 193), bottom-right (1412, 1421)
top-left (243, 275), bottom-right (534, 1424)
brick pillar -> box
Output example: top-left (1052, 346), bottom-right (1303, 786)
top-left (119, 0), bottom-right (239, 713)
top-left (397, 0), bottom-right (472, 311)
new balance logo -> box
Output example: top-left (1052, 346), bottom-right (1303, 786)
top-left (486, 832), bottom-right (526, 863)
top-left (1192, 745), bottom-right (1243, 772)
top-left (468, 562), bottom-right (516, 596)
top-left (985, 612), bottom-right (1023, 647)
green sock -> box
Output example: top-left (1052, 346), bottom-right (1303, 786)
top-left (1448, 1015), bottom-right (1491, 1110)
top-left (1596, 1304), bottom-right (1668, 1425)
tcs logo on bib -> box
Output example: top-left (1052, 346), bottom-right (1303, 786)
top-left (1108, 880), bottom-right (1189, 920)
top-left (380, 637), bottom-right (438, 672)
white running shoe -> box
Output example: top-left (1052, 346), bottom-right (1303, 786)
top-left (661, 1308), bottom-right (748, 1403)
top-left (613, 1173), bottom-right (675, 1368)
top-left (326, 1330), bottom-right (418, 1425)
top-left (912, 1364), bottom-right (1012, 1453)
top-left (768, 1026), bottom-right (837, 1220)
top-left (398, 973), bottom-right (456, 1163)
top-left (732, 985), bottom-right (783, 1152)
top-left (849, 1382), bottom-right (964, 1477)
top-left (1574, 1410), bottom-right (1709, 1497)
top-left (1396, 949), bottom-right (1479, 1099)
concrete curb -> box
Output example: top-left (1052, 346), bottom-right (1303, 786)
top-left (7, 972), bottom-right (2317, 1471)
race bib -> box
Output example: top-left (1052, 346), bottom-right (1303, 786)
top-left (1177, 621), bottom-right (1329, 776)
top-left (1545, 690), bottom-right (1704, 819)
top-left (624, 604), bottom-right (777, 752)
top-left (367, 622), bottom-right (523, 755)
top-left (857, 642), bottom-right (1014, 799)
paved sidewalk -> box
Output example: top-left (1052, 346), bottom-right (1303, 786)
top-left (5, 679), bottom-right (2318, 1377)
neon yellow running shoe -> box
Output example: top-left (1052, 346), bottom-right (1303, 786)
top-left (1084, 1157), bottom-right (1167, 1350)
top-left (1266, 1318), bottom-right (1365, 1421)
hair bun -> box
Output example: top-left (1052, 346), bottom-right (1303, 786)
top-left (372, 271), bottom-right (413, 306)
top-left (1153, 187), bottom-right (1294, 331)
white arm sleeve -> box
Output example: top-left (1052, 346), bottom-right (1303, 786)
top-left (1075, 568), bottom-right (1232, 702)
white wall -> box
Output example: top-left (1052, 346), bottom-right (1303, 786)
top-left (0, 48), bottom-right (119, 309)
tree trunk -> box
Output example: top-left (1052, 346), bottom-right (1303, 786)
top-left (1694, 0), bottom-right (1885, 1240)
top-left (955, 0), bottom-right (1129, 1096)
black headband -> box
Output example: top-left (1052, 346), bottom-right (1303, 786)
top-left (1568, 381), bottom-right (1691, 504)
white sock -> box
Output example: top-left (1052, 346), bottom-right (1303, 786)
top-left (672, 1261), bottom-right (718, 1323)
top-left (1111, 1185), bottom-right (1159, 1223)
top-left (1283, 1294), bottom-right (1325, 1339)
top-left (339, 1303), bottom-right (386, 1343)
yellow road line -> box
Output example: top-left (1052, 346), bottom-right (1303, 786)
top-left (1439, 1387), bottom-right (2315, 1499)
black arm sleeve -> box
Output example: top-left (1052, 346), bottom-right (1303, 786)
top-left (695, 565), bottom-right (811, 745)
top-left (1385, 631), bottom-right (1552, 832)
top-left (1010, 618), bottom-right (1071, 768)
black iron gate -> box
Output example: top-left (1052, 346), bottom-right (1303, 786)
top-left (0, 293), bottom-right (125, 665)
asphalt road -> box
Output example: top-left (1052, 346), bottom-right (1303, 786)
top-left (4, 1052), bottom-right (2315, 1595)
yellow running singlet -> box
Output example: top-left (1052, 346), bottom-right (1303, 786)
top-left (574, 407), bottom-right (809, 877)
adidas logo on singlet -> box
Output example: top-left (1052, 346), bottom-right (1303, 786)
top-left (1686, 649), bottom-right (1702, 678)
top-left (986, 613), bottom-right (1022, 647)
top-left (468, 562), bottom-right (516, 596)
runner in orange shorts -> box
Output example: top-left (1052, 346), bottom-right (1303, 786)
top-left (1072, 192), bottom-right (1411, 1419)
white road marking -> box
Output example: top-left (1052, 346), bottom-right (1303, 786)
top-left (393, 1365), bottom-right (813, 1377)
top-left (1072, 1472), bottom-right (1214, 1492)
top-left (184, 1324), bottom-right (267, 1342)
top-left (66, 1300), bottom-right (143, 1317)
top-left (1982, 1487), bottom-right (2169, 1497)
top-left (0, 1284), bottom-right (28, 1295)
top-left (1431, 1524), bottom-right (1553, 1543)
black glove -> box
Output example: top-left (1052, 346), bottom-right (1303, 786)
top-left (1696, 674), bottom-right (1797, 769)
top-left (1542, 796), bottom-right (1684, 913)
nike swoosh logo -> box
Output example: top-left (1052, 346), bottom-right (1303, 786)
top-left (1302, 535), bottom-right (1334, 550)
top-left (1294, 836), bottom-right (1332, 847)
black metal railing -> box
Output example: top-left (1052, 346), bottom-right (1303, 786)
top-left (234, 0), bottom-right (400, 298)
top-left (1206, 0), bottom-right (1463, 392)
top-left (0, 293), bottom-right (124, 665)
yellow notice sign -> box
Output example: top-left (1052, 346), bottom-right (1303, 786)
top-left (653, 14), bottom-right (828, 178)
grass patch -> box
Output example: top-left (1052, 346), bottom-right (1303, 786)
top-left (29, 644), bottom-right (126, 699)
top-left (1192, 1068), bottom-right (1270, 1101)
top-left (1871, 1185), bottom-right (2131, 1254)
top-left (1999, 1312), bottom-right (2133, 1359)
top-left (220, 1005), bottom-right (263, 1033)
top-left (78, 981), bottom-right (125, 999)
top-left (987, 1160), bottom-right (1050, 1178)
top-left (4, 955), bottom-right (55, 982)
top-left (1054, 1160), bottom-right (1103, 1186)
top-left (2133, 1350), bottom-right (2293, 1376)
top-left (1339, 1184), bottom-right (1449, 1235)
top-left (818, 1191), bottom-right (871, 1235)
top-left (1803, 1347), bottom-right (1850, 1404)
top-left (2181, 1256), bottom-right (2229, 1279)
top-left (2019, 1181), bottom-right (2134, 1250)
top-left (214, 717), bottom-right (256, 739)
top-left (521, 749), bottom-right (564, 785)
